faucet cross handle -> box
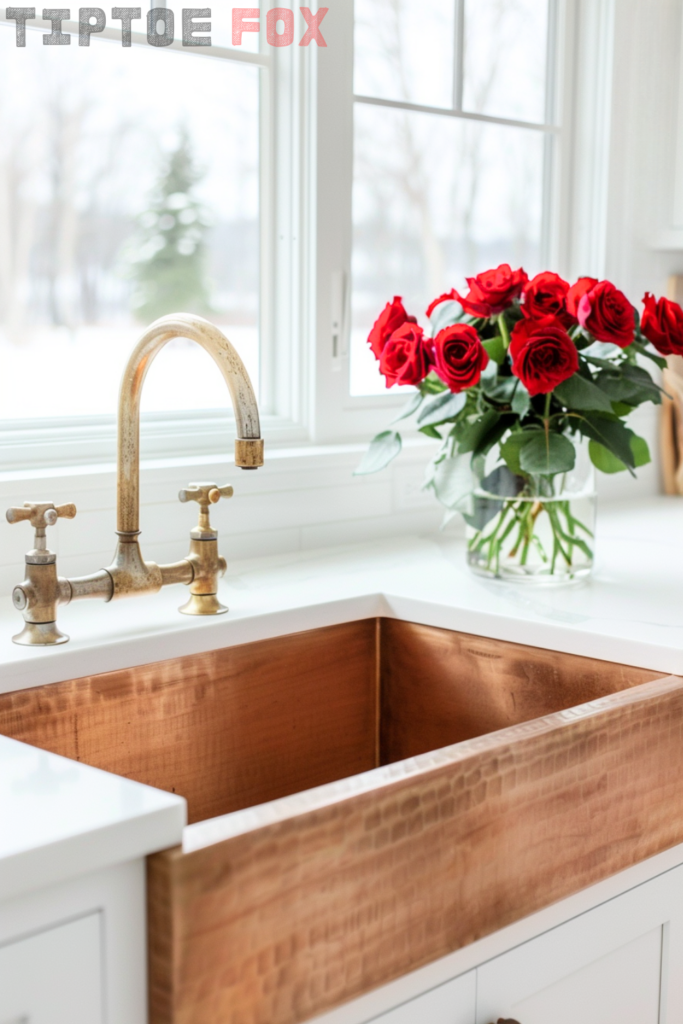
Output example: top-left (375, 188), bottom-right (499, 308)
top-left (178, 482), bottom-right (234, 507)
top-left (178, 481), bottom-right (233, 540)
top-left (6, 501), bottom-right (77, 530)
top-left (6, 502), bottom-right (77, 563)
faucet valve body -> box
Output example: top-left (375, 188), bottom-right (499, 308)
top-left (178, 482), bottom-right (231, 615)
top-left (5, 502), bottom-right (77, 646)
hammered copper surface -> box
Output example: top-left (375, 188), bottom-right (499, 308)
top-left (148, 674), bottom-right (683, 1024)
top-left (0, 621), bottom-right (378, 823)
top-left (380, 619), bottom-right (660, 761)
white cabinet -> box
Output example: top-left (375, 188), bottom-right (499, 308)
top-left (0, 912), bottom-right (103, 1024)
top-left (477, 864), bottom-right (683, 1024)
top-left (369, 971), bottom-right (476, 1024)
top-left (358, 864), bottom-right (683, 1024)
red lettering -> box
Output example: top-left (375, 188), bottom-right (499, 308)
top-left (267, 7), bottom-right (294, 46)
top-left (299, 6), bottom-right (327, 46)
top-left (232, 7), bottom-right (260, 45)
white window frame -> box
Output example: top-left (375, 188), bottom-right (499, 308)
top-left (310, 0), bottom-right (582, 444)
top-left (0, 1), bottom-right (614, 471)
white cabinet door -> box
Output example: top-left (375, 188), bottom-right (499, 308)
top-left (476, 864), bottom-right (683, 1024)
top-left (0, 913), bottom-right (103, 1024)
top-left (368, 970), bottom-right (476, 1023)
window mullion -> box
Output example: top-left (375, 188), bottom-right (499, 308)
top-left (452, 0), bottom-right (465, 113)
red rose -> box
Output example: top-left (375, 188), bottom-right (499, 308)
top-left (455, 263), bottom-right (528, 317)
top-left (426, 289), bottom-right (458, 318)
top-left (522, 271), bottom-right (572, 325)
top-left (641, 292), bottom-right (683, 356)
top-left (432, 324), bottom-right (489, 393)
top-left (379, 323), bottom-right (431, 387)
top-left (367, 296), bottom-right (416, 360)
top-left (509, 316), bottom-right (579, 397)
top-left (577, 280), bottom-right (635, 348)
top-left (566, 277), bottom-right (598, 318)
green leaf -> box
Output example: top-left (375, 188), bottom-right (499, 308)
top-left (390, 390), bottom-right (423, 425)
top-left (511, 381), bottom-right (530, 417)
top-left (576, 414), bottom-right (635, 469)
top-left (456, 411), bottom-right (500, 454)
top-left (500, 430), bottom-right (539, 475)
top-left (354, 430), bottom-right (402, 475)
top-left (428, 454), bottom-right (473, 510)
top-left (482, 334), bottom-right (507, 365)
top-left (589, 433), bottom-right (651, 474)
top-left (417, 390), bottom-right (467, 427)
top-left (482, 376), bottom-right (517, 404)
top-left (419, 424), bottom-right (442, 439)
top-left (554, 374), bottom-right (614, 413)
top-left (621, 363), bottom-right (662, 402)
top-left (519, 431), bottom-right (576, 475)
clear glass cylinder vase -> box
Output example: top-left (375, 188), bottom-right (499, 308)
top-left (466, 440), bottom-right (596, 585)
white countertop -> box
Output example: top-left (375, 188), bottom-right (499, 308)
top-left (0, 496), bottom-right (682, 691)
top-left (0, 735), bottom-right (186, 902)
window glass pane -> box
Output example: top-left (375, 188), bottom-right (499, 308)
top-left (0, 28), bottom-right (260, 421)
top-left (351, 104), bottom-right (545, 396)
top-left (462, 0), bottom-right (549, 123)
top-left (354, 0), bottom-right (455, 109)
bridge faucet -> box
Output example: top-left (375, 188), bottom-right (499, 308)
top-left (7, 314), bottom-right (264, 646)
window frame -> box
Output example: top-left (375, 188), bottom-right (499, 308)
top-left (311, 0), bottom-right (582, 444)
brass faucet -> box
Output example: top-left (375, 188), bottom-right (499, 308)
top-left (6, 314), bottom-right (264, 646)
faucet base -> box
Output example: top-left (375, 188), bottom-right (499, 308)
top-left (179, 593), bottom-right (228, 616)
top-left (12, 621), bottom-right (69, 646)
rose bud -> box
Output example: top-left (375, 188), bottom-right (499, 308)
top-left (426, 288), bottom-right (458, 318)
top-left (454, 263), bottom-right (528, 318)
top-left (367, 296), bottom-right (416, 360)
top-left (641, 292), bottom-right (683, 356)
top-left (577, 280), bottom-right (635, 348)
top-left (432, 324), bottom-right (489, 392)
top-left (509, 315), bottom-right (579, 397)
top-left (566, 277), bottom-right (598, 318)
top-left (522, 271), bottom-right (572, 325)
top-left (379, 322), bottom-right (432, 387)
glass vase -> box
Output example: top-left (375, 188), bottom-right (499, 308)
top-left (466, 441), bottom-right (596, 585)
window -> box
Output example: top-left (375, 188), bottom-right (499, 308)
top-left (0, 2), bottom-right (577, 466)
top-left (350, 0), bottom-right (560, 395)
top-left (0, 11), bottom-right (268, 456)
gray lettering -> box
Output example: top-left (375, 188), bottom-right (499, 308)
top-left (42, 7), bottom-right (70, 43)
top-left (111, 6), bottom-right (140, 45)
top-left (79, 6), bottom-right (105, 43)
top-left (6, 7), bottom-right (35, 46)
top-left (182, 8), bottom-right (210, 46)
top-left (147, 6), bottom-right (173, 45)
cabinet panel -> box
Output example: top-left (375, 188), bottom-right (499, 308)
top-left (477, 865), bottom-right (683, 1024)
top-left (496, 927), bottom-right (661, 1024)
top-left (0, 913), bottom-right (103, 1024)
top-left (369, 970), bottom-right (475, 1023)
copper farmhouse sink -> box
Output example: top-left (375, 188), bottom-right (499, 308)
top-left (0, 619), bottom-right (680, 1024)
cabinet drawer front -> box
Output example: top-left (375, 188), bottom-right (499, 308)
top-left (367, 971), bottom-right (475, 1024)
top-left (0, 913), bottom-right (103, 1024)
top-left (476, 864), bottom-right (683, 1024)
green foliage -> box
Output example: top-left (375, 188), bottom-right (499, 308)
top-left (128, 127), bottom-right (211, 322)
top-left (482, 335), bottom-right (506, 364)
top-left (588, 433), bottom-right (651, 474)
top-left (554, 374), bottom-right (614, 413)
top-left (519, 431), bottom-right (576, 475)
top-left (417, 390), bottom-right (466, 427)
top-left (577, 414), bottom-right (636, 470)
top-left (354, 430), bottom-right (402, 475)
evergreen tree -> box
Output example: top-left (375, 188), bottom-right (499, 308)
top-left (129, 129), bottom-right (211, 322)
